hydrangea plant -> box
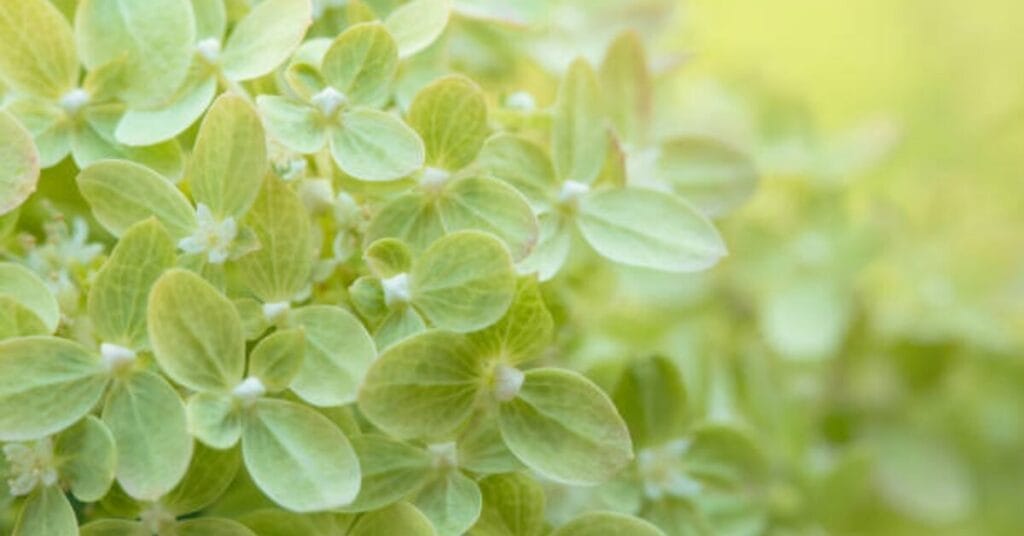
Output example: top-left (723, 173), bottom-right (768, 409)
top-left (0, 1), bottom-right (780, 535)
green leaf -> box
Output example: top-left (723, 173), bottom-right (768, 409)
top-left (242, 399), bottom-right (361, 512)
top-left (349, 502), bottom-right (437, 536)
top-left (358, 330), bottom-right (484, 439)
top-left (341, 434), bottom-right (433, 512)
top-left (384, 0), bottom-right (451, 58)
top-left (75, 0), bottom-right (196, 106)
top-left (469, 473), bottom-right (545, 536)
top-left (186, 392), bottom-right (243, 449)
top-left (176, 518), bottom-right (258, 536)
top-left (0, 262), bottom-right (60, 333)
top-left (599, 31), bottom-right (652, 146)
top-left (684, 423), bottom-right (765, 489)
top-left (413, 470), bottom-right (482, 536)
top-left (80, 520), bottom-right (149, 536)
top-left (248, 328), bottom-right (305, 392)
top-left (0, 337), bottom-right (107, 441)
top-left (0, 110), bottom-right (41, 215)
top-left (148, 269), bottom-right (246, 392)
top-left (12, 486), bottom-right (77, 536)
top-left (498, 368), bottom-right (633, 486)
top-left (189, 94), bottom-right (268, 219)
top-left (54, 416), bottom-right (116, 502)
top-left (256, 96), bottom-right (326, 153)
top-left (656, 137), bottom-right (758, 217)
top-left (103, 371), bottom-right (193, 500)
top-left (477, 134), bottom-right (557, 211)
top-left (408, 75), bottom-right (489, 170)
top-left (88, 219), bottom-right (175, 349)
top-left (551, 511), bottom-right (665, 536)
top-left (468, 277), bottom-right (553, 365)
top-left (221, 0), bottom-right (313, 82)
top-left (330, 108), bottom-right (425, 181)
top-left (552, 59), bottom-right (606, 184)
top-left (115, 74), bottom-right (218, 147)
top-left (77, 160), bottom-right (197, 240)
top-left (0, 0), bottom-right (77, 98)
top-left (577, 187), bottom-right (726, 272)
top-left (162, 442), bottom-right (242, 516)
top-left (287, 305), bottom-right (376, 406)
top-left (365, 238), bottom-right (414, 278)
top-left (411, 231), bottom-right (516, 332)
top-left (237, 177), bottom-right (312, 303)
top-left (0, 297), bottom-right (49, 340)
top-left (611, 355), bottom-right (688, 449)
top-left (322, 22), bottom-right (398, 108)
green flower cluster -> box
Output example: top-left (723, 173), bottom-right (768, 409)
top-left (0, 1), bottom-right (764, 535)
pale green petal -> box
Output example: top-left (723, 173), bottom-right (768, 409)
top-left (411, 230), bottom-right (516, 333)
top-left (358, 330), bottom-right (484, 439)
top-left (339, 434), bottom-right (434, 513)
top-left (115, 75), bottom-right (217, 147)
top-left (148, 269), bottom-right (246, 392)
top-left (365, 238), bottom-right (414, 278)
top-left (54, 416), bottom-right (117, 502)
top-left (374, 307), bottom-right (427, 351)
top-left (80, 520), bottom-right (148, 536)
top-left (72, 107), bottom-right (186, 180)
top-left (221, 0), bottom-right (312, 82)
top-left (364, 192), bottom-right (445, 254)
top-left (516, 212), bottom-right (570, 282)
top-left (469, 473), bottom-right (545, 536)
top-left (0, 110), bottom-right (41, 215)
top-left (611, 355), bottom-right (688, 449)
top-left (498, 368), bottom-right (633, 486)
top-left (408, 75), bottom-right (489, 170)
top-left (456, 410), bottom-right (522, 475)
top-left (467, 277), bottom-right (553, 365)
top-left (322, 22), bottom-right (398, 108)
top-left (0, 262), bottom-right (60, 333)
top-left (552, 59), bottom-right (606, 184)
top-left (287, 305), bottom-right (376, 406)
top-left (436, 178), bottom-right (538, 262)
top-left (349, 502), bottom-right (437, 536)
top-left (551, 512), bottom-right (665, 536)
top-left (75, 0), bottom-right (196, 106)
top-left (577, 187), bottom-right (726, 272)
top-left (599, 31), bottom-right (652, 146)
top-left (414, 470), bottom-right (482, 536)
top-left (330, 108), bottom-right (425, 181)
top-left (192, 0), bottom-right (227, 40)
top-left (87, 219), bottom-right (176, 349)
top-left (189, 94), bottom-right (268, 219)
top-left (656, 137), bottom-right (758, 217)
top-left (684, 423), bottom-right (765, 488)
top-left (177, 518), bottom-right (258, 536)
top-left (237, 176), bottom-right (312, 303)
top-left (384, 0), bottom-right (451, 58)
top-left (0, 336), bottom-right (107, 441)
top-left (4, 99), bottom-right (71, 168)
top-left (477, 134), bottom-right (558, 211)
top-left (162, 442), bottom-right (242, 516)
top-left (0, 0), bottom-right (77, 98)
top-left (256, 96), bottom-right (326, 153)
top-left (103, 371), bottom-right (193, 500)
top-left (0, 297), bottom-right (49, 340)
top-left (77, 160), bottom-right (196, 239)
top-left (186, 392), bottom-right (243, 449)
top-left (12, 486), bottom-right (77, 536)
top-left (242, 399), bottom-right (361, 512)
top-left (248, 328), bottom-right (305, 392)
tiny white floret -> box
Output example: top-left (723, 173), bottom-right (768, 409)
top-left (492, 363), bottom-right (525, 402)
top-left (59, 88), bottom-right (90, 115)
top-left (558, 180), bottom-right (590, 204)
top-left (101, 342), bottom-right (137, 372)
top-left (428, 441), bottom-right (458, 469)
top-left (3, 439), bottom-right (58, 496)
top-left (311, 87), bottom-right (348, 117)
top-left (232, 376), bottom-right (266, 404)
top-left (177, 203), bottom-right (238, 264)
top-left (381, 272), bottom-right (411, 309)
top-left (420, 166), bottom-right (451, 189)
top-left (262, 301), bottom-right (290, 322)
top-left (196, 38), bottom-right (222, 63)
top-left (505, 91), bottom-right (536, 111)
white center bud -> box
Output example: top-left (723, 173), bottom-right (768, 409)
top-left (311, 87), bottom-right (348, 117)
top-left (428, 441), bottom-right (458, 469)
top-left (59, 88), bottom-right (90, 115)
top-left (558, 180), bottom-right (590, 204)
top-left (505, 91), bottom-right (536, 111)
top-left (232, 377), bottom-right (266, 405)
top-left (196, 37), bottom-right (222, 63)
top-left (492, 364), bottom-right (525, 402)
top-left (381, 272), bottom-right (411, 309)
top-left (177, 203), bottom-right (238, 264)
top-left (100, 343), bottom-right (137, 373)
top-left (3, 439), bottom-right (58, 496)
top-left (262, 301), bottom-right (290, 322)
top-left (420, 166), bottom-right (451, 189)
